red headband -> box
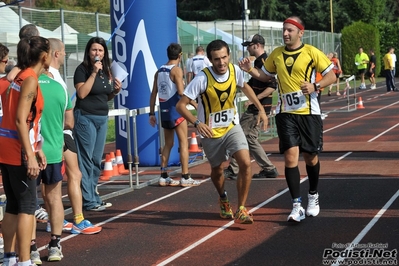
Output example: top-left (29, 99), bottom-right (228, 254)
top-left (284, 19), bottom-right (305, 31)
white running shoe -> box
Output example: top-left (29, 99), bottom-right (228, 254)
top-left (287, 202), bottom-right (305, 222)
top-left (35, 207), bottom-right (49, 223)
top-left (159, 177), bottom-right (180, 187)
top-left (306, 193), bottom-right (320, 217)
top-left (180, 176), bottom-right (201, 187)
top-left (47, 245), bottom-right (63, 262)
top-left (31, 250), bottom-right (42, 265)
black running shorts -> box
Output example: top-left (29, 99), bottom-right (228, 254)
top-left (64, 132), bottom-right (77, 153)
top-left (275, 113), bottom-right (323, 154)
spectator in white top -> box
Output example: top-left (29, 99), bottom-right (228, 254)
top-left (391, 48), bottom-right (397, 76)
top-left (184, 52), bottom-right (194, 83)
top-left (187, 46), bottom-right (212, 83)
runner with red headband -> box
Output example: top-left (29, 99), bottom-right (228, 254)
top-left (239, 16), bottom-right (336, 223)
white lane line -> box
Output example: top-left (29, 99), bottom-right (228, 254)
top-left (367, 123), bottom-right (399, 142)
top-left (332, 189), bottom-right (399, 266)
top-left (323, 101), bottom-right (399, 133)
top-left (156, 177), bottom-right (308, 266)
top-left (335, 152), bottom-right (352, 161)
top-left (38, 178), bottom-right (211, 251)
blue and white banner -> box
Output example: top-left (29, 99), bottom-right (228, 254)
top-left (111, 0), bottom-right (179, 166)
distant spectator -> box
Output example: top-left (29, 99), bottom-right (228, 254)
top-left (368, 49), bottom-right (376, 90)
top-left (383, 47), bottom-right (396, 92)
top-left (0, 43), bottom-right (9, 76)
top-left (186, 46), bottom-right (212, 83)
top-left (19, 23), bottom-right (40, 39)
top-left (391, 47), bottom-right (396, 76)
top-left (7, 24), bottom-right (40, 82)
top-left (184, 52), bottom-right (194, 83)
top-left (354, 47), bottom-right (369, 90)
top-left (327, 52), bottom-right (342, 96)
top-left (5, 59), bottom-right (16, 74)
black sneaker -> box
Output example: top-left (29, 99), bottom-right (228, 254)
top-left (86, 205), bottom-right (105, 212)
top-left (223, 166), bottom-right (237, 180)
top-left (253, 168), bottom-right (279, 178)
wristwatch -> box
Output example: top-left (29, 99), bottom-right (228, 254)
top-left (314, 83), bottom-right (321, 91)
top-left (194, 119), bottom-right (201, 128)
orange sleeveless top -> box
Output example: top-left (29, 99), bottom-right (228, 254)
top-left (0, 68), bottom-right (44, 166)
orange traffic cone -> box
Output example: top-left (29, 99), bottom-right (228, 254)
top-left (100, 154), bottom-right (113, 181)
top-left (115, 149), bottom-right (129, 175)
top-left (109, 151), bottom-right (119, 176)
top-left (357, 97), bottom-right (365, 109)
top-left (189, 132), bottom-right (202, 153)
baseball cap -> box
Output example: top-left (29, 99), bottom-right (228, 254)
top-left (242, 34), bottom-right (265, 46)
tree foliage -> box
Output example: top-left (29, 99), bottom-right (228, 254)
top-left (341, 22), bottom-right (380, 75)
top-left (176, 0), bottom-right (398, 33)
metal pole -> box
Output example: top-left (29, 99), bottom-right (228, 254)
top-left (196, 20), bottom-right (200, 46)
top-left (60, 8), bottom-right (67, 82)
top-left (244, 0), bottom-right (249, 39)
top-left (330, 0), bottom-right (334, 33)
top-left (131, 109), bottom-right (140, 187)
top-left (241, 0), bottom-right (245, 59)
top-left (125, 109), bottom-right (134, 188)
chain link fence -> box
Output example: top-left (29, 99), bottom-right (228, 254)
top-left (1, 5), bottom-right (341, 107)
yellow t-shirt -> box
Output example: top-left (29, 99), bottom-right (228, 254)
top-left (263, 43), bottom-right (333, 115)
top-left (383, 53), bottom-right (393, 70)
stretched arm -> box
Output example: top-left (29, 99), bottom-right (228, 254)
top-left (240, 82), bottom-right (268, 131)
top-left (239, 57), bottom-right (272, 82)
top-left (245, 87), bottom-right (275, 107)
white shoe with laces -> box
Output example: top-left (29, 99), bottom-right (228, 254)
top-left (287, 202), bottom-right (305, 222)
top-left (180, 176), bottom-right (201, 187)
top-left (306, 193), bottom-right (320, 217)
top-left (159, 177), bottom-right (180, 187)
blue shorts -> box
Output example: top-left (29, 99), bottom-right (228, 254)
top-left (37, 162), bottom-right (63, 185)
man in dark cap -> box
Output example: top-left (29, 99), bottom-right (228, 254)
top-left (224, 34), bottom-right (279, 180)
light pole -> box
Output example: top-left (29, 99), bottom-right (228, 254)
top-left (330, 0), bottom-right (334, 33)
top-left (242, 0), bottom-right (250, 58)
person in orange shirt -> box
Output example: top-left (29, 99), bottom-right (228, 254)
top-left (0, 36), bottom-right (51, 266)
top-left (327, 52), bottom-right (342, 96)
top-left (315, 72), bottom-right (328, 120)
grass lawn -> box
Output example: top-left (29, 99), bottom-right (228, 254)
top-left (106, 117), bottom-right (115, 143)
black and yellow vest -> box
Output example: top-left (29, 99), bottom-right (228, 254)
top-left (200, 63), bottom-right (236, 138)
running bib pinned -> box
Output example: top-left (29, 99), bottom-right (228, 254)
top-left (208, 108), bottom-right (235, 128)
top-left (282, 91), bottom-right (306, 112)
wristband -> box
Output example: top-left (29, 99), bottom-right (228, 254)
top-left (194, 119), bottom-right (201, 128)
top-left (247, 67), bottom-right (254, 73)
top-left (149, 113), bottom-right (155, 116)
top-left (313, 83), bottom-right (320, 92)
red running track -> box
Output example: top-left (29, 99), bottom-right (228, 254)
top-left (1, 85), bottom-right (399, 266)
